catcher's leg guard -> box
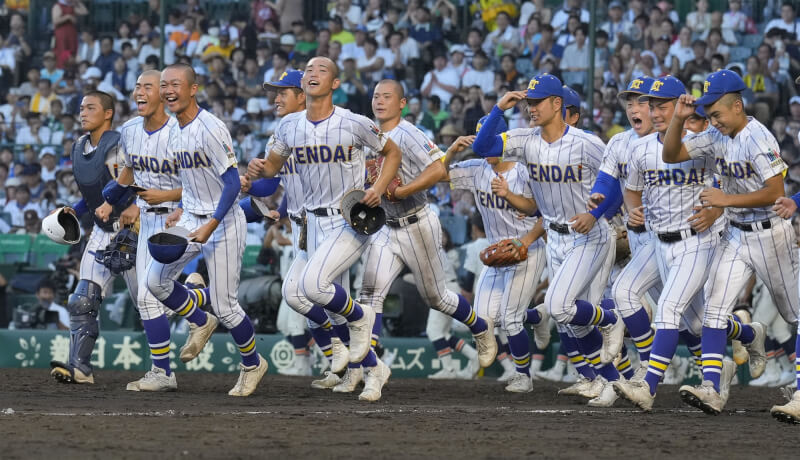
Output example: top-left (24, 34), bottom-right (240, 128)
top-left (65, 280), bottom-right (103, 377)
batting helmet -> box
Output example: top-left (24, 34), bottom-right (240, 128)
top-left (147, 226), bottom-right (191, 264)
top-left (340, 189), bottom-right (385, 235)
top-left (42, 207), bottom-right (81, 245)
top-left (95, 227), bottom-right (138, 274)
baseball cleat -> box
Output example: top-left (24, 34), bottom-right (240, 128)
top-left (457, 358), bottom-right (480, 380)
top-left (748, 358), bottom-right (779, 387)
top-left (180, 313), bottom-right (219, 363)
top-left (505, 372), bottom-right (534, 393)
top-left (429, 355), bottom-right (460, 380)
top-left (600, 317), bottom-right (626, 364)
top-left (531, 304), bottom-right (551, 350)
top-left (558, 376), bottom-right (594, 397)
top-left (612, 379), bottom-right (654, 412)
top-left (719, 358), bottom-right (737, 402)
top-left (473, 317), bottom-right (498, 368)
top-left (50, 362), bottom-right (94, 384)
top-left (228, 354), bottom-right (268, 397)
top-left (744, 322), bottom-right (767, 379)
top-left (333, 366), bottom-right (363, 393)
top-left (561, 364), bottom-right (578, 383)
top-left (771, 390), bottom-right (800, 424)
top-left (588, 377), bottom-right (618, 407)
top-left (679, 380), bottom-right (725, 415)
top-left (127, 366), bottom-right (177, 392)
top-left (631, 364), bottom-right (648, 382)
top-left (578, 377), bottom-right (604, 399)
top-left (497, 358), bottom-right (516, 382)
top-left (347, 306), bottom-right (375, 363)
top-left (311, 370), bottom-right (341, 389)
top-left (278, 354), bottom-right (312, 377)
top-left (359, 360), bottom-right (391, 402)
top-left (330, 337), bottom-right (348, 374)
top-left (731, 340), bottom-right (748, 366)
top-left (185, 272), bottom-right (205, 287)
top-left (536, 360), bottom-right (566, 382)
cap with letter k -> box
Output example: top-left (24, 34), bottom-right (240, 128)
top-left (526, 74), bottom-right (564, 100)
top-left (638, 75), bottom-right (686, 102)
top-left (694, 69), bottom-right (746, 107)
top-left (263, 69), bottom-right (304, 90)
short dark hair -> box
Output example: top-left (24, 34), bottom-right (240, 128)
top-left (164, 63), bottom-right (197, 85)
top-left (577, 23), bottom-right (589, 36)
top-left (37, 278), bottom-right (56, 292)
top-left (84, 90), bottom-right (116, 120)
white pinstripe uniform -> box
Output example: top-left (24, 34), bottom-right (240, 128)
top-left (79, 137), bottom-right (138, 301)
top-left (118, 116), bottom-right (180, 321)
top-left (601, 129), bottom-right (664, 322)
top-left (626, 133), bottom-right (722, 334)
top-left (145, 109), bottom-right (249, 330)
top-left (683, 120), bottom-right (800, 331)
top-left (359, 120), bottom-right (464, 319)
top-left (449, 159), bottom-right (546, 336)
top-left (502, 125), bottom-right (613, 338)
top-left (270, 107), bottom-right (387, 312)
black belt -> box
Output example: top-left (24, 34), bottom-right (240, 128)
top-left (387, 214), bottom-right (419, 228)
top-left (310, 208), bottom-right (341, 217)
top-left (730, 220), bottom-right (771, 232)
top-left (289, 213), bottom-right (304, 225)
top-left (191, 212), bottom-right (210, 219)
top-left (657, 229), bottom-right (697, 243)
top-left (145, 207), bottom-right (171, 215)
top-left (626, 223), bottom-right (646, 234)
top-left (549, 222), bottom-right (570, 234)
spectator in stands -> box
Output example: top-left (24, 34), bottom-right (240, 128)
top-left (40, 52), bottom-right (64, 86)
top-left (339, 58), bottom-right (368, 114)
top-left (464, 28), bottom-right (483, 64)
top-left (77, 29), bottom-right (100, 65)
top-left (483, 11), bottom-right (519, 58)
top-left (723, 0), bottom-right (748, 34)
top-left (552, 0), bottom-right (589, 33)
top-left (202, 28), bottom-right (235, 60)
top-left (0, 164), bottom-right (8, 201)
top-left (409, 7), bottom-right (443, 50)
top-left (39, 148), bottom-right (58, 182)
top-left (560, 23), bottom-right (590, 87)
top-left (263, 50), bottom-right (291, 85)
top-left (744, 55), bottom-right (778, 123)
top-left (17, 68), bottom-right (40, 97)
top-left (686, 0), bottom-right (712, 34)
top-left (766, 2), bottom-right (800, 43)
top-left (329, 16), bottom-right (354, 46)
top-left (425, 95), bottom-right (449, 131)
top-left (21, 163), bottom-right (44, 199)
top-left (681, 40), bottom-right (712, 82)
top-left (789, 96), bottom-right (800, 123)
top-left (35, 279), bottom-right (69, 330)
top-left (602, 2), bottom-right (632, 51)
top-left (357, 37), bottom-right (384, 84)
top-left (704, 29), bottom-right (731, 62)
top-left (15, 113), bottom-right (49, 146)
top-left (447, 45), bottom-right (467, 78)
top-left (102, 56), bottom-right (135, 97)
top-left (462, 50), bottom-right (494, 95)
top-left (531, 24), bottom-right (563, 70)
top-left (519, 0), bottom-right (551, 27)
top-left (447, 94), bottom-right (467, 133)
top-left (5, 13), bottom-right (32, 82)
top-left (30, 80), bottom-right (57, 116)
top-left (52, 0), bottom-right (88, 67)
top-left (331, 0), bottom-right (362, 31)
top-left (556, 14), bottom-right (580, 48)
top-left (4, 183), bottom-right (38, 227)
top-left (421, 52), bottom-right (460, 106)
top-left (95, 36), bottom-right (122, 78)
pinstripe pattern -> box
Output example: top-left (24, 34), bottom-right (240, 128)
top-left (612, 238), bottom-right (663, 318)
top-left (599, 129), bottom-right (639, 188)
top-left (119, 116), bottom-right (181, 210)
top-left (80, 223), bottom-right (138, 303)
top-left (270, 107), bottom-right (388, 209)
top-left (135, 211), bottom-right (173, 320)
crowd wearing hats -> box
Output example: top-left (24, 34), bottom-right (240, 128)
top-left (2, 1), bottom-right (800, 240)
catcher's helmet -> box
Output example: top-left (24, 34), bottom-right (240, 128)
top-left (42, 207), bottom-right (81, 245)
top-left (147, 226), bottom-right (191, 264)
top-left (95, 227), bottom-right (138, 274)
top-left (340, 189), bottom-right (385, 235)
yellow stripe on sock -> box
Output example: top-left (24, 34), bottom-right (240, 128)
top-left (341, 298), bottom-right (354, 316)
top-left (514, 356), bottom-right (531, 366)
top-left (635, 335), bottom-right (654, 348)
top-left (239, 339), bottom-right (256, 353)
top-left (691, 348), bottom-right (702, 357)
top-left (569, 355), bottom-right (584, 364)
top-left (321, 321), bottom-right (332, 330)
top-left (702, 359), bottom-right (723, 368)
top-left (193, 289), bottom-right (204, 306)
top-left (617, 359), bottom-right (631, 371)
top-left (150, 345), bottom-right (170, 355)
top-left (649, 360), bottom-right (669, 371)
top-left (466, 310), bottom-right (476, 326)
top-left (588, 356), bottom-right (601, 365)
top-left (323, 349), bottom-right (333, 357)
top-left (590, 306), bottom-right (602, 325)
top-left (177, 298), bottom-right (195, 316)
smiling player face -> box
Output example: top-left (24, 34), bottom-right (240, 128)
top-left (133, 72), bottom-right (164, 118)
top-left (526, 96), bottom-right (561, 127)
top-left (302, 57), bottom-right (340, 98)
top-left (274, 87), bottom-right (305, 117)
top-left (159, 67), bottom-right (197, 115)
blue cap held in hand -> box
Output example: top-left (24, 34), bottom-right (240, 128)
top-left (525, 74), bottom-right (564, 100)
top-left (694, 69), bottom-right (747, 107)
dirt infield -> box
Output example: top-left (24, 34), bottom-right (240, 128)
top-left (0, 368), bottom-right (796, 459)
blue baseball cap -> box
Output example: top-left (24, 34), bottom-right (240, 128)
top-left (562, 86), bottom-right (581, 108)
top-left (638, 75), bottom-right (686, 102)
top-left (694, 69), bottom-right (746, 107)
top-left (693, 105), bottom-right (707, 118)
top-left (525, 74), bottom-right (563, 100)
top-left (618, 77), bottom-right (655, 100)
top-left (263, 69), bottom-right (303, 90)
top-left (476, 114), bottom-right (508, 135)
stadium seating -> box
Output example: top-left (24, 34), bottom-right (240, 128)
top-left (29, 234), bottom-right (69, 268)
top-left (242, 245), bottom-right (261, 268)
top-left (0, 234), bottom-right (32, 264)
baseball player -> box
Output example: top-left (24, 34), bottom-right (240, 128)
top-left (245, 58), bottom-right (412, 402)
top-left (611, 75), bottom-right (745, 412)
top-left (662, 70), bottom-right (796, 418)
top-left (241, 70), bottom-right (349, 388)
top-left (445, 116), bottom-right (550, 393)
top-left (101, 70), bottom-right (218, 391)
top-left (48, 91), bottom-right (142, 384)
top-left (145, 64), bottom-right (267, 397)
top-left (473, 74), bottom-right (624, 398)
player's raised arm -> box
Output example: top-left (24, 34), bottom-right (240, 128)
top-left (472, 91), bottom-right (526, 157)
top-left (441, 135), bottom-right (476, 176)
top-left (662, 94), bottom-right (695, 163)
top-left (492, 173), bottom-right (538, 215)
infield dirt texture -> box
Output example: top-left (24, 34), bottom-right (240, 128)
top-left (0, 368), bottom-right (794, 459)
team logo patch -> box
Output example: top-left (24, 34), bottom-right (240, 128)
top-left (703, 80), bottom-right (711, 93)
top-left (651, 81), bottom-right (664, 92)
top-left (630, 79), bottom-right (642, 89)
top-left (528, 78), bottom-right (539, 90)
top-left (766, 148), bottom-right (785, 168)
top-left (425, 140), bottom-right (439, 155)
top-left (370, 124), bottom-right (380, 136)
top-left (223, 141), bottom-right (236, 162)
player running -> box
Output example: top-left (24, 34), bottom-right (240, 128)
top-left (473, 74), bottom-right (624, 396)
top-left (444, 115), bottom-right (549, 393)
top-left (662, 70), bottom-right (795, 418)
top-left (48, 91), bottom-right (140, 385)
top-left (145, 64), bottom-right (267, 396)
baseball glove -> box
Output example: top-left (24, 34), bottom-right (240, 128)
top-left (95, 227), bottom-right (138, 274)
top-left (480, 238), bottom-right (528, 267)
top-left (614, 227), bottom-right (631, 264)
top-left (364, 156), bottom-right (403, 202)
top-left (299, 213), bottom-right (308, 251)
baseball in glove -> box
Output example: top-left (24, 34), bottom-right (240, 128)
top-left (364, 156), bottom-right (403, 202)
top-left (480, 238), bottom-right (528, 267)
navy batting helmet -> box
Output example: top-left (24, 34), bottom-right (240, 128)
top-left (148, 226), bottom-right (191, 264)
top-left (340, 189), bottom-right (385, 235)
top-left (95, 227), bottom-right (138, 274)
